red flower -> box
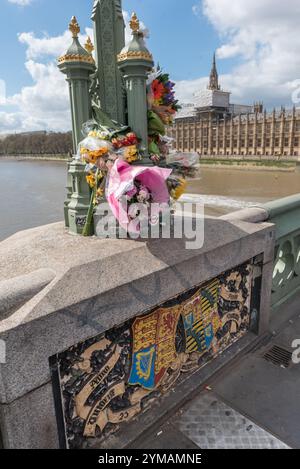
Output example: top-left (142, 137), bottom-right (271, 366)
top-left (151, 79), bottom-right (165, 100)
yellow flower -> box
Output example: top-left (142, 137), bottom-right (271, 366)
top-left (93, 188), bottom-right (105, 205)
top-left (90, 147), bottom-right (108, 160)
top-left (127, 155), bottom-right (139, 163)
top-left (81, 147), bottom-right (108, 164)
top-left (80, 147), bottom-right (88, 155)
top-left (172, 178), bottom-right (187, 200)
top-left (124, 145), bottom-right (138, 163)
top-left (86, 173), bottom-right (96, 188)
top-left (87, 153), bottom-right (99, 164)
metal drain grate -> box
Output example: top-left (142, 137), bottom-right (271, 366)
top-left (263, 345), bottom-right (292, 368)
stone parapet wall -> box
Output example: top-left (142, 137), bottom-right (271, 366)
top-left (0, 218), bottom-right (275, 448)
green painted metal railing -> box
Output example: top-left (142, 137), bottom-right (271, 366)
top-left (263, 194), bottom-right (300, 308)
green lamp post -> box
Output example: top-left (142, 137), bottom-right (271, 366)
top-left (58, 17), bottom-right (96, 234)
top-left (92, 0), bottom-right (126, 124)
top-left (117, 12), bottom-right (154, 161)
top-left (58, 16), bottom-right (96, 150)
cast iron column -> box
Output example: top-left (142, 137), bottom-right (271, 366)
top-left (58, 17), bottom-right (96, 234)
top-left (117, 13), bottom-right (154, 160)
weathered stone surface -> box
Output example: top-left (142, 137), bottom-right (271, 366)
top-left (0, 217), bottom-right (275, 405)
top-left (0, 222), bottom-right (137, 283)
top-left (0, 382), bottom-right (58, 449)
top-left (221, 207), bottom-right (268, 224)
top-left (0, 269), bottom-right (55, 319)
top-left (258, 260), bottom-right (275, 334)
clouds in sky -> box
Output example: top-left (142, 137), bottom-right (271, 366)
top-left (0, 8), bottom-right (137, 134)
top-left (18, 30), bottom-right (72, 60)
top-left (8, 0), bottom-right (33, 5)
top-left (1, 26), bottom-right (93, 133)
top-left (2, 1), bottom-right (300, 133)
top-left (178, 0), bottom-right (300, 108)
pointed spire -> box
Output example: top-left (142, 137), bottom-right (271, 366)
top-left (208, 51), bottom-right (220, 91)
top-left (213, 51), bottom-right (216, 67)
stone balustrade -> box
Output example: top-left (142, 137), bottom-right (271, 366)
top-left (263, 194), bottom-right (300, 308)
top-left (222, 193), bottom-right (300, 310)
top-left (0, 194), bottom-right (299, 448)
top-left (0, 216), bottom-right (275, 448)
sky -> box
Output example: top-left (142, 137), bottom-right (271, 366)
top-left (1, 0), bottom-right (300, 133)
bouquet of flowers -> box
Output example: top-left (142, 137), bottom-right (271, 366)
top-left (77, 122), bottom-right (142, 236)
top-left (167, 175), bottom-right (188, 201)
top-left (147, 72), bottom-right (181, 125)
top-left (73, 65), bottom-right (199, 238)
top-left (146, 70), bottom-right (199, 176)
top-left (107, 159), bottom-right (172, 236)
top-left (147, 71), bottom-right (181, 160)
top-left (111, 132), bottom-right (140, 164)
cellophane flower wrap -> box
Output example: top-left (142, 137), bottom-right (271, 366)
top-left (106, 159), bottom-right (172, 235)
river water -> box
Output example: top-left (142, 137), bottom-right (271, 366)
top-left (0, 159), bottom-right (67, 241)
top-left (0, 159), bottom-right (299, 241)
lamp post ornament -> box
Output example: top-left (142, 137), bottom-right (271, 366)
top-left (117, 12), bottom-right (154, 160)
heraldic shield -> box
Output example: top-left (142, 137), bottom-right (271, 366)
top-left (129, 307), bottom-right (181, 390)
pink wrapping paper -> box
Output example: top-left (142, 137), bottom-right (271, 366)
top-left (107, 159), bottom-right (172, 234)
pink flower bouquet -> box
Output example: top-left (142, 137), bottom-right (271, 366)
top-left (107, 159), bottom-right (172, 235)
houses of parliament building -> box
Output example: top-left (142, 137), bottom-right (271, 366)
top-left (168, 54), bottom-right (300, 158)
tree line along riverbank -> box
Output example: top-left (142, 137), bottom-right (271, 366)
top-left (0, 131), bottom-right (72, 157)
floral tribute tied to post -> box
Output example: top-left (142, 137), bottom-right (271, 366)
top-left (146, 69), bottom-right (200, 201)
top-left (106, 159), bottom-right (172, 236)
top-left (77, 122), bottom-right (144, 236)
top-left (76, 67), bottom-right (200, 237)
